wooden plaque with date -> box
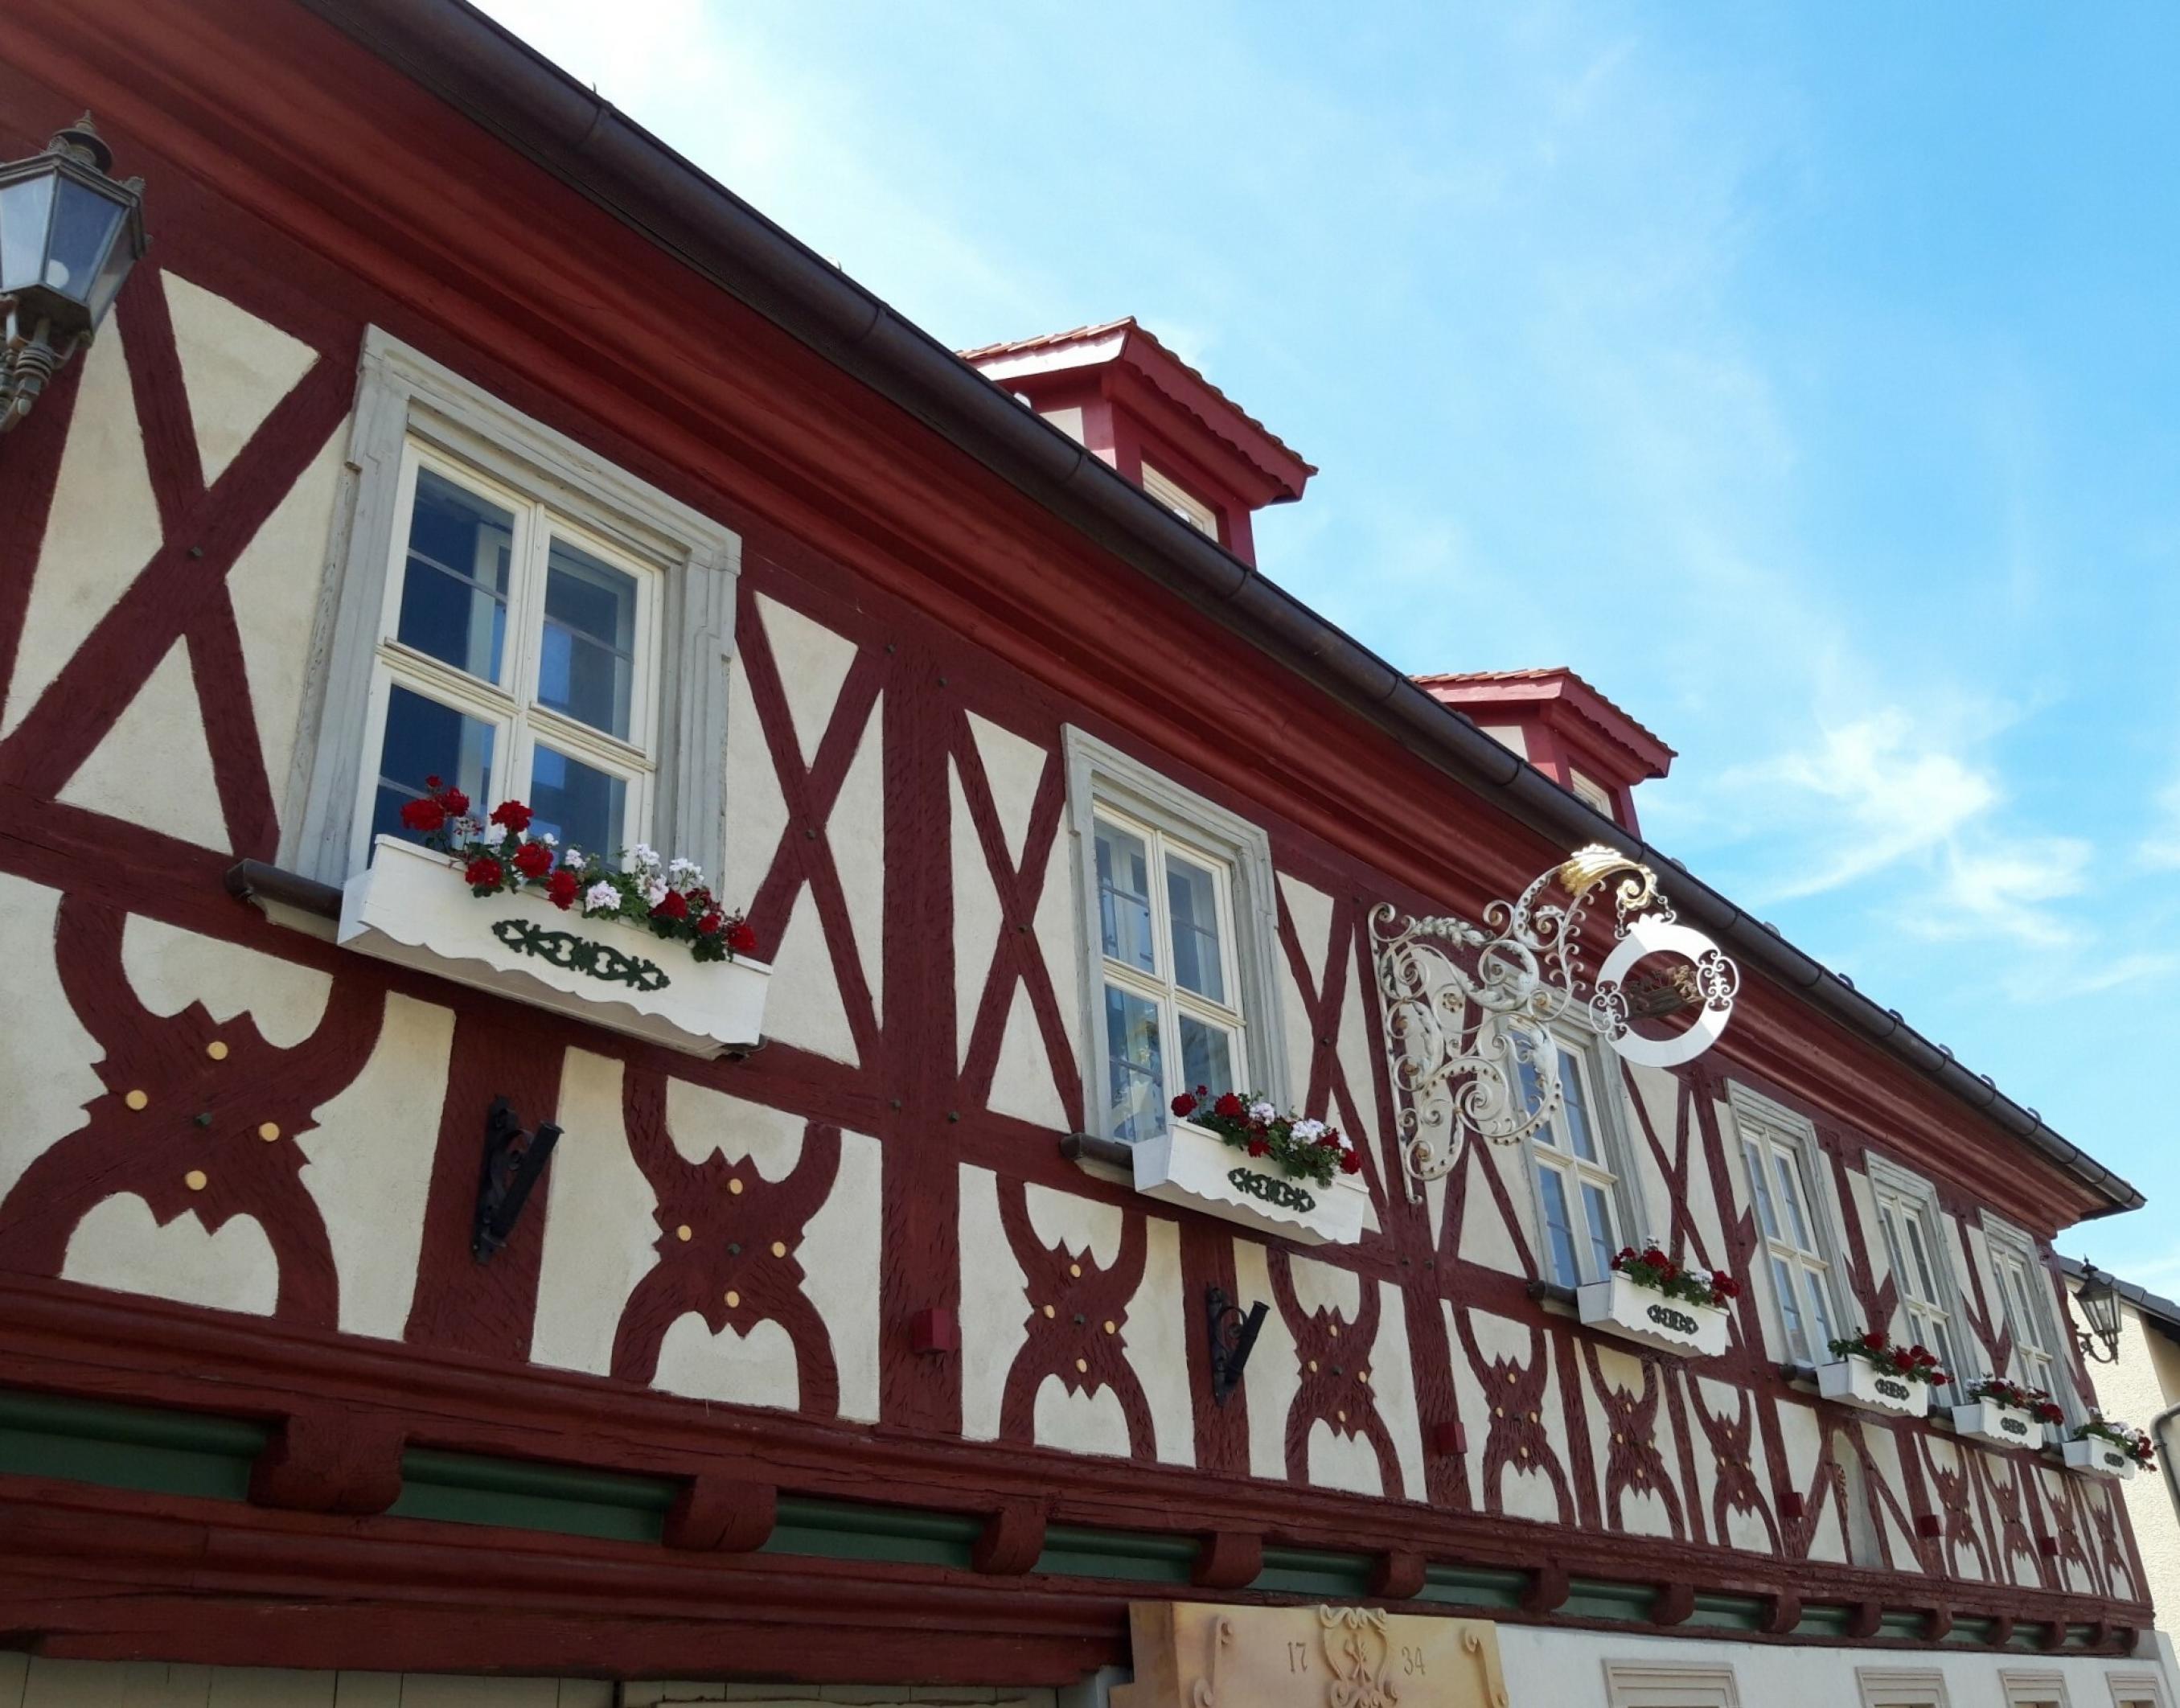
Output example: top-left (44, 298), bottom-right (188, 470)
top-left (1113, 1600), bottom-right (1510, 1706)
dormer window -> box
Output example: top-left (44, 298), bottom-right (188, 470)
top-left (1140, 462), bottom-right (1218, 540)
top-left (1569, 768), bottom-right (1615, 821)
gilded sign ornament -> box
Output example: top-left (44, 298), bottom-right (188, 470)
top-left (1371, 843), bottom-right (1739, 1199)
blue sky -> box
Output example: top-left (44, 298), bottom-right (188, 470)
top-left (482, 1), bottom-right (2180, 1279)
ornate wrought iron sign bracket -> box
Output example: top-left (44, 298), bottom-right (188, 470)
top-left (1372, 844), bottom-right (1739, 1201)
top-left (1205, 1286), bottom-right (1269, 1406)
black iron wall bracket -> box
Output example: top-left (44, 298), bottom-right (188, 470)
top-left (1205, 1285), bottom-right (1268, 1406)
top-left (473, 1097), bottom-right (560, 1263)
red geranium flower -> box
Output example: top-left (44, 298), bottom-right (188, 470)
top-left (1862, 1330), bottom-right (1886, 1351)
top-left (463, 856), bottom-right (503, 889)
top-left (1247, 1139), bottom-right (1271, 1157)
top-left (438, 786), bottom-right (470, 818)
top-left (400, 797), bottom-right (446, 833)
top-left (490, 799), bottom-right (532, 832)
top-left (512, 840), bottom-right (553, 879)
top-left (651, 889), bottom-right (689, 921)
top-left (726, 919), bottom-right (757, 955)
top-left (1213, 1091), bottom-right (1246, 1119)
top-left (1338, 1148), bottom-right (1362, 1174)
top-left (696, 910), bottom-right (724, 937)
top-left (545, 868), bottom-right (579, 910)
top-left (1171, 1093), bottom-right (1197, 1118)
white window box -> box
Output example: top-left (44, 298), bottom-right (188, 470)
top-left (1951, 1401), bottom-right (2044, 1449)
top-left (340, 836), bottom-right (771, 1057)
top-left (1815, 1356), bottom-right (1930, 1419)
top-left (1131, 1119), bottom-right (1367, 1247)
top-left (1577, 1271), bottom-right (1730, 1358)
top-left (2062, 1436), bottom-right (2138, 1480)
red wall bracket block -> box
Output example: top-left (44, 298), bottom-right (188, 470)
top-left (909, 1308), bottom-right (959, 1353)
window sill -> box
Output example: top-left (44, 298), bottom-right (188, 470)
top-left (1525, 1279), bottom-right (1579, 1320)
top-left (224, 859), bottom-right (342, 942)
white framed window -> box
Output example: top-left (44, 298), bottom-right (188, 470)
top-left (1064, 728), bottom-right (1287, 1143)
top-left (2001, 1671), bottom-right (2071, 1708)
top-left (1603, 1661), bottom-right (1740, 1707)
top-left (1727, 1086), bottom-right (1845, 1366)
top-left (1986, 1215), bottom-right (2072, 1418)
top-left (1513, 1025), bottom-right (1633, 1288)
top-left (1858, 1667), bottom-right (1951, 1707)
top-left (1866, 1155), bottom-right (1968, 1398)
top-left (289, 330), bottom-right (739, 885)
top-left (1570, 767), bottom-right (1616, 819)
top-left (355, 442), bottom-right (661, 868)
top-left (2107, 1673), bottom-right (2168, 1708)
top-left (1140, 460), bottom-right (1219, 539)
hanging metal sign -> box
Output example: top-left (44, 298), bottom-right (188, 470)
top-left (1371, 844), bottom-right (1739, 1198)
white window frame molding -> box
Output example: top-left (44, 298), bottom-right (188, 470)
top-left (287, 328), bottom-right (740, 887)
top-left (1857, 1666), bottom-right (1952, 1707)
top-left (1513, 1020), bottom-right (1643, 1290)
top-left (1603, 1661), bottom-right (1741, 1707)
top-left (1139, 460), bottom-right (1219, 540)
top-left (2107, 1670), bottom-right (2170, 1708)
top-left (1863, 1149), bottom-right (1973, 1402)
top-left (2001, 1669), bottom-right (2072, 1707)
top-left (1724, 1082), bottom-right (1853, 1365)
top-left (1983, 1210), bottom-right (2080, 1424)
top-left (1062, 727), bottom-right (1289, 1136)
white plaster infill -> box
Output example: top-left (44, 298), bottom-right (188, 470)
top-left (1130, 1119), bottom-right (1367, 1247)
top-left (1577, 1270), bottom-right (1730, 1358)
top-left (1815, 1354), bottom-right (1931, 1419)
top-left (339, 836), bottom-right (771, 1056)
top-left (2062, 1435), bottom-right (2139, 1480)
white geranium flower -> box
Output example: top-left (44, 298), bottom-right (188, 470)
top-left (667, 856), bottom-right (702, 887)
top-left (643, 878), bottom-right (669, 908)
top-left (560, 848), bottom-right (582, 868)
top-left (627, 843), bottom-right (661, 874)
top-left (536, 831), bottom-right (557, 848)
top-left (582, 881), bottom-right (618, 914)
top-left (1292, 1117), bottom-right (1327, 1142)
top-left (1249, 1100), bottom-right (1277, 1123)
top-left (481, 822), bottom-right (507, 848)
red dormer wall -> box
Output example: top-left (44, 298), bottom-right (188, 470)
top-left (1418, 667), bottom-right (1675, 836)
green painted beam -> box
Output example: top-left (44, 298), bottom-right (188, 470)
top-left (0, 1386), bottom-right (265, 1501)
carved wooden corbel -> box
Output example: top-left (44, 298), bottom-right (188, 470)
top-left (662, 1475), bottom-right (776, 1552)
top-left (1190, 1529), bottom-right (1263, 1591)
top-left (248, 1407), bottom-right (404, 1515)
top-left (971, 1497), bottom-right (1047, 1575)
top-left (1369, 1548), bottom-right (1427, 1601)
top-left (1652, 1580), bottom-right (1696, 1627)
top-left (1520, 1562), bottom-right (1570, 1616)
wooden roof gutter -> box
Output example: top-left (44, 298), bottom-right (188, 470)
top-left (298, 0), bottom-right (2142, 1219)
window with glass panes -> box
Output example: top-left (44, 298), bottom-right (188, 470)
top-left (1993, 1242), bottom-right (2062, 1405)
top-left (1872, 1178), bottom-right (1962, 1389)
top-left (1094, 810), bottom-right (1244, 1143)
top-left (359, 444), bottom-right (658, 869)
top-left (1739, 1115), bottom-right (1839, 1365)
top-left (1513, 1029), bottom-right (1620, 1287)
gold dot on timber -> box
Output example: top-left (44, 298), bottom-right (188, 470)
top-left (1074, 1358), bottom-right (1087, 1374)
top-left (725, 1290), bottom-right (741, 1308)
top-left (205, 1041), bottom-right (228, 1061)
top-left (675, 1225), bottom-right (692, 1242)
top-left (1337, 1410), bottom-right (1347, 1423)
top-left (1360, 1370), bottom-right (1371, 1384)
top-left (1103, 1320), bottom-right (1116, 1334)
top-left (125, 1090), bottom-right (149, 1111)
top-left (1308, 1359), bottom-right (1320, 1373)
top-left (771, 1241), bottom-right (787, 1258)
top-left (1328, 1324), bottom-right (1340, 1338)
top-left (729, 1179), bottom-right (745, 1195)
top-left (1506, 1371), bottom-right (1517, 1384)
top-left (258, 1123), bottom-right (280, 1142)
top-left (1069, 1263), bottom-right (1082, 1278)
top-left (184, 1170), bottom-right (207, 1192)
top-left (1042, 1304), bottom-right (1056, 1319)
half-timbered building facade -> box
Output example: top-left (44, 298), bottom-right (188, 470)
top-left (0, 2), bottom-right (2169, 1705)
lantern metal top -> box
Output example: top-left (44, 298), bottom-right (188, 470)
top-left (49, 114), bottom-right (115, 174)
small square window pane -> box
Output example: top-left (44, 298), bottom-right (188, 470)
top-left (1772, 1254), bottom-right (1808, 1361)
top-left (528, 744), bottom-right (627, 861)
top-left (1178, 1014), bottom-right (1235, 1097)
top-left (1095, 821), bottom-right (1156, 974)
top-left (1557, 1052), bottom-right (1598, 1162)
top-left (398, 467), bottom-right (513, 682)
top-left (1537, 1167), bottom-right (1582, 1288)
top-left (372, 684), bottom-right (495, 853)
top-left (1803, 1269), bottom-right (1837, 1352)
top-left (1772, 1154), bottom-right (1813, 1250)
top-left (1103, 983), bottom-right (1164, 1143)
top-left (540, 537), bottom-right (638, 739)
top-left (1579, 1181), bottom-right (1615, 1277)
top-left (1166, 852), bottom-right (1225, 1003)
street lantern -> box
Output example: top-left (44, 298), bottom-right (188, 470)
top-left (0, 114), bottom-right (146, 434)
top-left (2075, 1259), bottom-right (2123, 1365)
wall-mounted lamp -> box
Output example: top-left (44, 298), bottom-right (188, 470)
top-left (2074, 1259), bottom-right (2123, 1365)
top-left (0, 115), bottom-right (146, 435)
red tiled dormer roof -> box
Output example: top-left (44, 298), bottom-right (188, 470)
top-left (1414, 666), bottom-right (1676, 778)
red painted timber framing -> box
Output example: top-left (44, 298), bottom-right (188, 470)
top-left (0, 0), bottom-right (2110, 1238)
top-left (0, 0), bottom-right (2149, 1678)
top-left (0, 1275), bottom-right (2142, 1676)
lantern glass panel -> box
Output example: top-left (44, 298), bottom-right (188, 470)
top-left (2081, 1279), bottom-right (2122, 1349)
top-left (0, 170), bottom-right (55, 296)
top-left (43, 174), bottom-right (126, 311)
